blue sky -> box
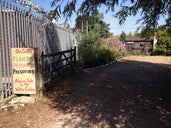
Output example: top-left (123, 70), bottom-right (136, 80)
top-left (31, 0), bottom-right (166, 35)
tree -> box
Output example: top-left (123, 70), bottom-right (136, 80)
top-left (153, 27), bottom-right (171, 55)
top-left (50, 0), bottom-right (171, 29)
top-left (119, 31), bottom-right (126, 42)
top-left (134, 32), bottom-right (141, 37)
top-left (140, 28), bottom-right (156, 38)
top-left (75, 12), bottom-right (112, 37)
top-left (98, 21), bottom-right (112, 38)
top-left (127, 32), bottom-right (133, 37)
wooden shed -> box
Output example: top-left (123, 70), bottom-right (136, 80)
top-left (125, 37), bottom-right (153, 54)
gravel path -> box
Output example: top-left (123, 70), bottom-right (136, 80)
top-left (0, 56), bottom-right (171, 128)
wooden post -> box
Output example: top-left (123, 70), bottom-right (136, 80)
top-left (70, 47), bottom-right (74, 72)
top-left (35, 49), bottom-right (44, 97)
top-left (39, 52), bottom-right (44, 97)
top-left (82, 20), bottom-right (84, 33)
top-left (74, 46), bottom-right (76, 65)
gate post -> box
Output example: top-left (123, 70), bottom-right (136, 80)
top-left (35, 49), bottom-right (44, 97)
top-left (74, 46), bottom-right (76, 65)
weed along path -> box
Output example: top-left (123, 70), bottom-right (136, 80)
top-left (0, 56), bottom-right (171, 128)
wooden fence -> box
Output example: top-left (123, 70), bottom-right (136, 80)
top-left (41, 46), bottom-right (76, 90)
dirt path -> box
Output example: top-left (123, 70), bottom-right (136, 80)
top-left (0, 56), bottom-right (171, 128)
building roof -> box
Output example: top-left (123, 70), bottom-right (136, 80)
top-left (125, 37), bottom-right (153, 42)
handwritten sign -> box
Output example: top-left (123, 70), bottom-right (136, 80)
top-left (12, 48), bottom-right (36, 94)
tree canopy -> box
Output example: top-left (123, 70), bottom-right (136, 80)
top-left (75, 12), bottom-right (112, 37)
top-left (153, 27), bottom-right (171, 55)
top-left (119, 31), bottom-right (127, 42)
top-left (50, 0), bottom-right (171, 29)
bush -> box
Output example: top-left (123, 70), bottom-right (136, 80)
top-left (95, 48), bottom-right (114, 65)
top-left (78, 32), bottom-right (127, 68)
top-left (152, 47), bottom-right (171, 56)
top-left (78, 31), bottom-right (98, 67)
top-left (79, 47), bottom-right (117, 68)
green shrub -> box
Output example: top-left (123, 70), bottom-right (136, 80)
top-left (153, 46), bottom-right (171, 56)
top-left (78, 31), bottom-right (127, 68)
top-left (96, 48), bottom-right (114, 65)
top-left (78, 31), bottom-right (98, 66)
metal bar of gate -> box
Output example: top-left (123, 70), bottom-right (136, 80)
top-left (34, 19), bottom-right (38, 48)
top-left (12, 4), bottom-right (16, 47)
top-left (9, 3), bottom-right (14, 95)
top-left (20, 9), bottom-right (23, 47)
top-left (6, 1), bottom-right (12, 97)
top-left (16, 7), bottom-right (19, 47)
top-left (2, 1), bottom-right (8, 98)
top-left (13, 4), bottom-right (17, 47)
top-left (10, 3), bottom-right (14, 48)
top-left (0, 0), bottom-right (3, 99)
top-left (18, 7), bottom-right (21, 47)
top-left (32, 17), bottom-right (35, 47)
top-left (23, 10), bottom-right (27, 47)
top-left (26, 11), bottom-right (28, 46)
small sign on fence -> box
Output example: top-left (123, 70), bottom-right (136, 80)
top-left (11, 48), bottom-right (36, 94)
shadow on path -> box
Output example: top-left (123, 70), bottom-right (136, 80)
top-left (46, 59), bottom-right (171, 128)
